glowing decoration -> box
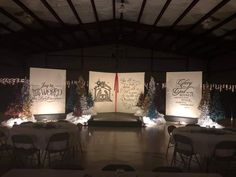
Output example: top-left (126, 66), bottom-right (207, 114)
top-left (166, 71), bottom-right (202, 118)
top-left (30, 68), bottom-right (66, 114)
top-left (66, 112), bottom-right (91, 125)
top-left (89, 71), bottom-right (144, 113)
top-left (1, 116), bottom-right (36, 128)
top-left (198, 116), bottom-right (224, 129)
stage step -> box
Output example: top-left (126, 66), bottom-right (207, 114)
top-left (88, 112), bottom-right (143, 127)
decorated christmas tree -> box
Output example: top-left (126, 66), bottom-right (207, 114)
top-left (87, 92), bottom-right (94, 108)
top-left (142, 94), bottom-right (151, 113)
top-left (198, 83), bottom-right (211, 120)
top-left (66, 84), bottom-right (77, 112)
top-left (80, 94), bottom-right (88, 111)
top-left (4, 85), bottom-right (22, 117)
top-left (146, 77), bottom-right (158, 117)
top-left (147, 102), bottom-right (158, 119)
top-left (76, 76), bottom-right (86, 96)
top-left (4, 103), bottom-right (22, 118)
top-left (209, 90), bottom-right (225, 122)
top-left (136, 92), bottom-right (145, 108)
top-left (147, 77), bottom-right (156, 97)
top-left (73, 96), bottom-right (82, 117)
top-left (19, 80), bottom-right (32, 118)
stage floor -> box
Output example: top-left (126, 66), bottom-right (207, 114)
top-left (89, 112), bottom-right (142, 127)
top-left (92, 112), bottom-right (139, 122)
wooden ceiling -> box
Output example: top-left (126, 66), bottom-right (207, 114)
top-left (0, 0), bottom-right (236, 58)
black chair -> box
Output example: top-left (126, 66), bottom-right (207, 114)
top-left (152, 166), bottom-right (183, 172)
top-left (43, 132), bottom-right (70, 167)
top-left (0, 129), bottom-right (11, 159)
top-left (210, 141), bottom-right (236, 173)
top-left (102, 164), bottom-right (135, 171)
top-left (171, 134), bottom-right (201, 170)
top-left (166, 125), bottom-right (176, 158)
top-left (11, 134), bottom-right (40, 167)
top-left (77, 123), bottom-right (83, 154)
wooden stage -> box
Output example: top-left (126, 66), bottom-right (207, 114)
top-left (88, 112), bottom-right (143, 127)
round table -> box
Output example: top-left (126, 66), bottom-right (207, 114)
top-left (7, 122), bottom-right (79, 150)
top-left (172, 126), bottom-right (236, 158)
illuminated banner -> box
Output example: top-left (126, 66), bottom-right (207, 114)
top-left (166, 71), bottom-right (202, 118)
top-left (89, 71), bottom-right (144, 113)
top-left (30, 67), bottom-right (66, 114)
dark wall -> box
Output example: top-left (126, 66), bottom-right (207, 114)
top-left (0, 45), bottom-right (235, 120)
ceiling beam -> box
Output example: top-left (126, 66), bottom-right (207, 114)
top-left (118, 0), bottom-right (124, 41)
top-left (40, 0), bottom-right (64, 26)
top-left (187, 27), bottom-right (236, 55)
top-left (144, 0), bottom-right (172, 40)
top-left (168, 0), bottom-right (231, 48)
top-left (12, 0), bottom-right (47, 28)
top-left (66, 0), bottom-right (90, 39)
top-left (66, 0), bottom-right (82, 24)
top-left (133, 0), bottom-right (147, 34)
top-left (180, 12), bottom-right (236, 52)
top-left (40, 0), bottom-right (78, 45)
top-left (90, 0), bottom-right (103, 37)
top-left (0, 7), bottom-right (30, 30)
top-left (12, 0), bottom-right (63, 49)
top-left (154, 0), bottom-right (200, 44)
top-left (112, 0), bottom-right (118, 41)
top-left (0, 7), bottom-right (48, 51)
top-left (1, 19), bottom-right (232, 43)
top-left (0, 22), bottom-right (15, 33)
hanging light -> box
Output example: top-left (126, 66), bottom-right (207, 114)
top-left (118, 2), bottom-right (125, 13)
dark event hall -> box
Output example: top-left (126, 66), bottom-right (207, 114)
top-left (0, 1), bottom-right (236, 177)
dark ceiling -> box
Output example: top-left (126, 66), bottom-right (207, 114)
top-left (0, 0), bottom-right (236, 58)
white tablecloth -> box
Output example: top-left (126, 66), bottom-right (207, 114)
top-left (173, 126), bottom-right (236, 157)
top-left (6, 122), bottom-right (79, 150)
top-left (1, 169), bottom-right (222, 177)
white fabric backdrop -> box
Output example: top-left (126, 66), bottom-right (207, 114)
top-left (30, 67), bottom-right (66, 114)
top-left (89, 71), bottom-right (144, 113)
top-left (166, 71), bottom-right (202, 118)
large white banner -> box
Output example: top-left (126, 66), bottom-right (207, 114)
top-left (89, 71), bottom-right (144, 113)
top-left (166, 71), bottom-right (202, 118)
top-left (30, 67), bottom-right (66, 114)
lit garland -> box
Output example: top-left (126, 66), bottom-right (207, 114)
top-left (0, 78), bottom-right (26, 85)
top-left (0, 77), bottom-right (235, 92)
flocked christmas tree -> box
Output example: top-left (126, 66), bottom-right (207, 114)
top-left (66, 84), bottom-right (77, 112)
top-left (142, 94), bottom-right (151, 113)
top-left (80, 94), bottom-right (88, 112)
top-left (209, 90), bottom-right (225, 122)
top-left (147, 101), bottom-right (158, 119)
top-left (146, 77), bottom-right (158, 119)
top-left (198, 83), bottom-right (211, 120)
top-left (147, 77), bottom-right (156, 97)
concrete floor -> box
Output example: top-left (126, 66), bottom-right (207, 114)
top-left (1, 122), bottom-right (235, 177)
top-left (79, 123), bottom-right (173, 171)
